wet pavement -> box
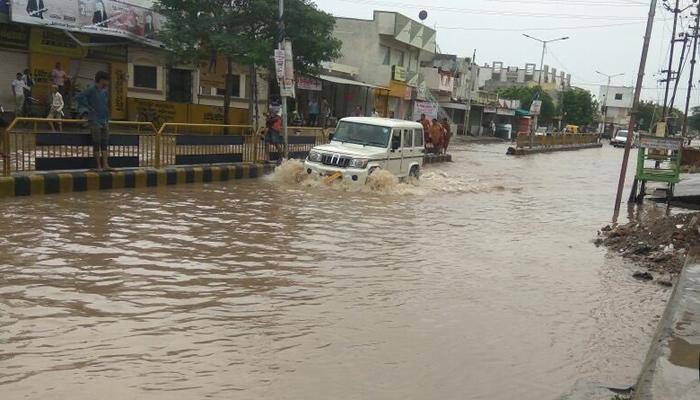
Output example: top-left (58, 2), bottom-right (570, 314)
top-left (0, 143), bottom-right (672, 399)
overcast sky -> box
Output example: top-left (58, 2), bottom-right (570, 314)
top-left (316, 0), bottom-right (700, 107)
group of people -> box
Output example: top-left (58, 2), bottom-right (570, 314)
top-left (418, 114), bottom-right (452, 154)
top-left (9, 62), bottom-right (68, 130)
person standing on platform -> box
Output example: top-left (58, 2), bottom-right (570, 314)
top-left (76, 71), bottom-right (111, 171)
top-left (11, 73), bottom-right (29, 117)
top-left (308, 98), bottom-right (320, 127)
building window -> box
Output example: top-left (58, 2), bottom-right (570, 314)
top-left (133, 65), bottom-right (157, 89)
top-left (614, 93), bottom-right (623, 100)
top-left (390, 49), bottom-right (404, 67)
top-left (381, 45), bottom-right (390, 66)
top-left (167, 68), bottom-right (192, 103)
top-left (215, 74), bottom-right (241, 97)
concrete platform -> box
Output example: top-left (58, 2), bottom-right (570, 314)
top-left (0, 163), bottom-right (275, 198)
top-left (633, 256), bottom-right (700, 399)
top-left (506, 143), bottom-right (603, 155)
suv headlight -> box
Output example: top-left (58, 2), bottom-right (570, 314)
top-left (308, 150), bottom-right (322, 163)
top-left (348, 158), bottom-right (369, 169)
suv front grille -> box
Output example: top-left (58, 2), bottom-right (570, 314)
top-left (321, 154), bottom-right (351, 168)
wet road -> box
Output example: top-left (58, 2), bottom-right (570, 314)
top-left (0, 143), bottom-right (670, 399)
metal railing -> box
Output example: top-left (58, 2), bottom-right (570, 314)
top-left (516, 133), bottom-right (599, 149)
top-left (1, 118), bottom-right (334, 176)
top-left (2, 118), bottom-right (158, 176)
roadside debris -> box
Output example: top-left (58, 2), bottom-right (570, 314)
top-left (596, 212), bottom-right (700, 282)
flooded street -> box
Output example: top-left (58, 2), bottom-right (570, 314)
top-left (0, 143), bottom-right (670, 400)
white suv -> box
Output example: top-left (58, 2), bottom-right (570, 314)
top-left (304, 117), bottom-right (425, 183)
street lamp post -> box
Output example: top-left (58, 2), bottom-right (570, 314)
top-left (595, 71), bottom-right (625, 138)
top-left (522, 34), bottom-right (569, 146)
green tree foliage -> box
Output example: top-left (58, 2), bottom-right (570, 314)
top-left (635, 101), bottom-right (683, 133)
top-left (688, 106), bottom-right (700, 134)
top-left (155, 0), bottom-right (341, 123)
top-left (496, 85), bottom-right (555, 124)
top-left (561, 88), bottom-right (597, 127)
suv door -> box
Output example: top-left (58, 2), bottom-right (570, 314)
top-left (387, 129), bottom-right (403, 175)
top-left (401, 129), bottom-right (414, 175)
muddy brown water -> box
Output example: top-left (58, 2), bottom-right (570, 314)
top-left (0, 143), bottom-right (671, 399)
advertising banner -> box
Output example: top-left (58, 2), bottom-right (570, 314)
top-left (11, 0), bottom-right (164, 45)
top-left (529, 100), bottom-right (542, 116)
top-left (296, 75), bottom-right (321, 91)
top-left (413, 101), bottom-right (438, 120)
top-left (199, 54), bottom-right (226, 91)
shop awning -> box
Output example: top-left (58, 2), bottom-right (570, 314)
top-left (441, 102), bottom-right (467, 110)
top-left (319, 74), bottom-right (386, 90)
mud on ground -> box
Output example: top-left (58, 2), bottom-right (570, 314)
top-left (596, 211), bottom-right (700, 282)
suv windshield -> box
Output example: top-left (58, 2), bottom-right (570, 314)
top-left (332, 121), bottom-right (391, 148)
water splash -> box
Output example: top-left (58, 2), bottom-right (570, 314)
top-left (269, 160), bottom-right (518, 196)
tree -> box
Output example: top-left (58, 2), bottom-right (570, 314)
top-left (155, 0), bottom-right (341, 124)
top-left (496, 85), bottom-right (555, 124)
top-left (688, 106), bottom-right (700, 135)
top-left (635, 101), bottom-right (683, 133)
top-left (561, 88), bottom-right (597, 127)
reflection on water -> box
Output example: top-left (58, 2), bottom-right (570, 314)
top-left (0, 144), bottom-right (669, 399)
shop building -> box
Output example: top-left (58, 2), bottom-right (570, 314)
top-left (0, 1), bottom-right (267, 126)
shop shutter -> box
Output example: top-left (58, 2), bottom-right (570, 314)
top-left (71, 60), bottom-right (109, 93)
top-left (0, 51), bottom-right (29, 113)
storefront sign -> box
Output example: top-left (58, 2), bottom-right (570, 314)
top-left (11, 0), bottom-right (164, 45)
top-left (110, 62), bottom-right (127, 119)
top-left (639, 135), bottom-right (683, 151)
top-left (297, 75), bottom-right (322, 91)
top-left (414, 101), bottom-right (438, 120)
top-left (0, 22), bottom-right (29, 50)
top-left (484, 107), bottom-right (497, 114)
top-left (30, 27), bottom-right (87, 58)
top-left (497, 108), bottom-right (515, 116)
top-left (529, 100), bottom-right (542, 116)
top-left (392, 65), bottom-right (406, 82)
top-left (128, 98), bottom-right (188, 127)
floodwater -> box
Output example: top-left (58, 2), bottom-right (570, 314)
top-left (0, 143), bottom-right (671, 399)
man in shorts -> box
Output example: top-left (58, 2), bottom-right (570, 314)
top-left (76, 71), bottom-right (111, 171)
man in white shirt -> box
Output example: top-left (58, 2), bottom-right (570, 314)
top-left (48, 85), bottom-right (64, 132)
top-left (11, 73), bottom-right (29, 117)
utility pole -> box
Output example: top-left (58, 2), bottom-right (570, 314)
top-left (595, 71), bottom-right (625, 137)
top-left (613, 0), bottom-right (657, 223)
top-left (278, 0), bottom-right (289, 159)
top-left (464, 49), bottom-right (476, 136)
top-left (669, 33), bottom-right (689, 111)
top-left (683, 1), bottom-right (700, 137)
top-left (661, 0), bottom-right (682, 121)
top-left (522, 34), bottom-right (569, 146)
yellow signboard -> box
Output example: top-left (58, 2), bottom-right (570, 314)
top-left (29, 28), bottom-right (87, 58)
top-left (392, 65), bottom-right (407, 82)
top-left (128, 98), bottom-right (188, 127)
top-left (111, 63), bottom-right (128, 119)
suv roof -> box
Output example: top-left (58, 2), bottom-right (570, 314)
top-left (340, 117), bottom-right (424, 129)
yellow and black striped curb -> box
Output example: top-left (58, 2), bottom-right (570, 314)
top-left (0, 163), bottom-right (276, 198)
top-left (507, 143), bottom-right (603, 156)
top-left (424, 154), bottom-right (453, 164)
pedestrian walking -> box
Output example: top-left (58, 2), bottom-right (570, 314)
top-left (441, 117), bottom-right (452, 154)
top-left (51, 62), bottom-right (68, 97)
top-left (490, 120), bottom-right (496, 136)
top-left (371, 108), bottom-right (380, 117)
top-left (351, 106), bottom-right (363, 117)
top-left (47, 85), bottom-right (64, 132)
top-left (265, 110), bottom-right (285, 163)
top-left (308, 98), bottom-right (320, 126)
top-left (21, 69), bottom-right (34, 116)
top-left (76, 71), bottom-right (111, 171)
top-left (11, 73), bottom-right (28, 117)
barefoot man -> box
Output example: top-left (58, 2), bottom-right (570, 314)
top-left (76, 71), bottom-right (111, 171)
